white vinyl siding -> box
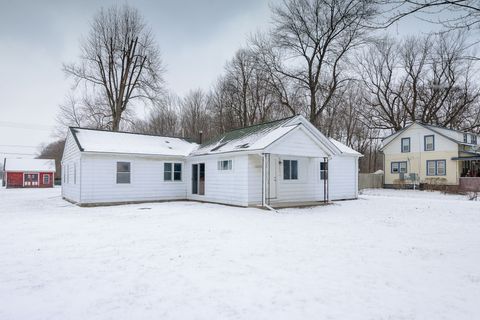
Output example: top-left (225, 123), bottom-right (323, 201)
top-left (61, 131), bottom-right (82, 203)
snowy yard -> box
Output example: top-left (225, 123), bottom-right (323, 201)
top-left (0, 188), bottom-right (479, 320)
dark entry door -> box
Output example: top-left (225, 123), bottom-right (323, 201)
top-left (192, 163), bottom-right (205, 195)
top-left (192, 164), bottom-right (198, 194)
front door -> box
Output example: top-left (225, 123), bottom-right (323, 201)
top-left (269, 155), bottom-right (278, 199)
top-left (192, 163), bottom-right (205, 195)
top-left (24, 173), bottom-right (39, 187)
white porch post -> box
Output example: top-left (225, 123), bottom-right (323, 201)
top-left (262, 153), bottom-right (266, 207)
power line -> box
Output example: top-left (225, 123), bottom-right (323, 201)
top-left (0, 152), bottom-right (38, 156)
top-left (0, 144), bottom-right (38, 149)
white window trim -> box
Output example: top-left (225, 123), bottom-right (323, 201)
top-left (217, 159), bottom-right (233, 171)
top-left (283, 159), bottom-right (299, 180)
top-left (164, 162), bottom-right (183, 182)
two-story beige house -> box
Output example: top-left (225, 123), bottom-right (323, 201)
top-left (381, 122), bottom-right (480, 188)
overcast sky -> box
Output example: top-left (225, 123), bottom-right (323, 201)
top-left (0, 0), bottom-right (455, 163)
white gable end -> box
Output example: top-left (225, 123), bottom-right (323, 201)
top-left (265, 126), bottom-right (330, 157)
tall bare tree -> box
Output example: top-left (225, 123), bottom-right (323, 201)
top-left (64, 4), bottom-right (164, 131)
top-left (256, 0), bottom-right (376, 125)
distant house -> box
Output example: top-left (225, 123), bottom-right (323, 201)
top-left (381, 122), bottom-right (480, 190)
top-left (2, 158), bottom-right (56, 188)
top-left (62, 115), bottom-right (361, 207)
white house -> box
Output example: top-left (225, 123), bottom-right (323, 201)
top-left (62, 115), bottom-right (361, 208)
top-left (381, 122), bottom-right (480, 189)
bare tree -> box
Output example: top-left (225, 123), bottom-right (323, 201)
top-left (256, 0), bottom-right (375, 125)
top-left (378, 0), bottom-right (480, 33)
top-left (134, 93), bottom-right (180, 136)
top-left (63, 4), bottom-right (164, 131)
top-left (180, 89), bottom-right (212, 141)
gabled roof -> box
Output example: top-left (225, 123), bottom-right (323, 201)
top-left (381, 122), bottom-right (478, 150)
top-left (329, 138), bottom-right (362, 156)
top-left (69, 127), bottom-right (197, 157)
top-left (4, 158), bottom-right (56, 172)
top-left (67, 116), bottom-right (361, 158)
top-left (191, 115), bottom-right (359, 157)
top-left (191, 116), bottom-right (299, 156)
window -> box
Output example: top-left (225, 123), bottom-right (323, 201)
top-left (391, 161), bottom-right (407, 174)
top-left (426, 160), bottom-right (446, 176)
top-left (401, 138), bottom-right (410, 153)
top-left (463, 134), bottom-right (468, 143)
top-left (43, 174), bottom-right (50, 185)
top-left (424, 135), bottom-right (435, 151)
top-left (217, 160), bottom-right (232, 171)
top-left (283, 160), bottom-right (298, 180)
top-left (116, 162), bottom-right (131, 184)
top-left (164, 162), bottom-right (182, 181)
top-left (473, 135), bottom-right (478, 144)
top-left (320, 161), bottom-right (328, 180)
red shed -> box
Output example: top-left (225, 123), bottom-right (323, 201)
top-left (3, 158), bottom-right (56, 188)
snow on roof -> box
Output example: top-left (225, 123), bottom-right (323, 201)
top-left (191, 116), bottom-right (299, 156)
top-left (4, 158), bottom-right (56, 172)
top-left (70, 128), bottom-right (197, 157)
top-left (329, 138), bottom-right (362, 156)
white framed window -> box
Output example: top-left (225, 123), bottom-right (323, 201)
top-left (401, 138), bottom-right (410, 153)
top-left (116, 162), bottom-right (131, 184)
top-left (43, 174), bottom-right (50, 185)
top-left (217, 160), bottom-right (232, 171)
top-left (283, 160), bottom-right (298, 180)
top-left (391, 161), bottom-right (407, 173)
top-left (424, 135), bottom-right (434, 151)
top-left (164, 162), bottom-right (182, 181)
top-left (426, 160), bottom-right (446, 176)
top-left (320, 161), bottom-right (328, 180)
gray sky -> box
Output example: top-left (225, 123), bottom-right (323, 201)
top-left (0, 0), bottom-right (272, 160)
top-left (0, 0), bottom-right (460, 162)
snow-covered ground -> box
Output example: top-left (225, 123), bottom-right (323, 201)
top-left (0, 188), bottom-right (479, 320)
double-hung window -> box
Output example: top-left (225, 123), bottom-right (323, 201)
top-left (320, 161), bottom-right (328, 180)
top-left (116, 162), bottom-right (131, 184)
top-left (164, 163), bottom-right (182, 181)
top-left (424, 135), bottom-right (435, 151)
top-left (391, 161), bottom-right (407, 174)
top-left (217, 160), bottom-right (232, 171)
top-left (401, 138), bottom-right (410, 153)
top-left (43, 174), bottom-right (50, 185)
top-left (283, 160), bottom-right (298, 180)
top-left (473, 135), bottom-right (478, 145)
top-left (426, 160), bottom-right (446, 176)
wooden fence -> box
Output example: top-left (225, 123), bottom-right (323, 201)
top-left (359, 173), bottom-right (383, 190)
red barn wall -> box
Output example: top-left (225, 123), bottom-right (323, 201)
top-left (6, 172), bottom-right (23, 188)
top-left (5, 172), bottom-right (55, 188)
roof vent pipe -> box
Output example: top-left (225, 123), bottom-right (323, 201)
top-left (198, 131), bottom-right (203, 144)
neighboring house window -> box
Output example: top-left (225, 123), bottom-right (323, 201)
top-left (463, 134), bottom-right (468, 143)
top-left (391, 161), bottom-right (407, 173)
top-left (473, 135), bottom-right (478, 144)
top-left (283, 160), bottom-right (298, 180)
top-left (426, 160), bottom-right (446, 176)
top-left (320, 161), bottom-right (328, 180)
top-left (43, 174), bottom-right (50, 185)
top-left (116, 162), bottom-right (131, 184)
top-left (401, 138), bottom-right (410, 153)
top-left (424, 135), bottom-right (435, 151)
top-left (217, 160), bottom-right (232, 171)
top-left (164, 162), bottom-right (182, 181)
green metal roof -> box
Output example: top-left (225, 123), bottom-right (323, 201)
top-left (196, 116), bottom-right (296, 153)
